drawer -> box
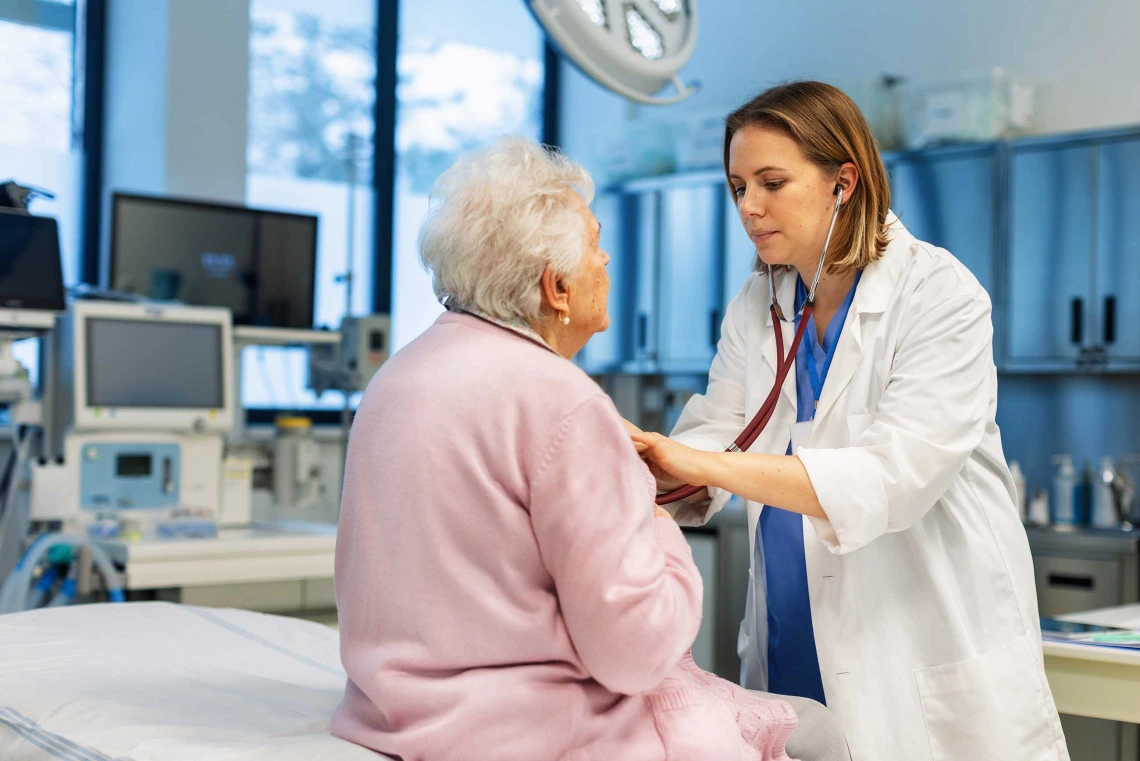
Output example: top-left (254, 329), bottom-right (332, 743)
top-left (1033, 555), bottom-right (1121, 618)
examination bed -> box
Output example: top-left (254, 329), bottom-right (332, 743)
top-left (0, 602), bottom-right (849, 761)
top-left (0, 602), bottom-right (386, 761)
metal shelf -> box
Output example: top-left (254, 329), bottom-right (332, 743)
top-left (233, 326), bottom-right (340, 347)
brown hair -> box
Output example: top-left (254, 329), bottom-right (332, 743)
top-left (723, 81), bottom-right (891, 274)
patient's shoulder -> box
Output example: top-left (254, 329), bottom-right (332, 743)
top-left (514, 349), bottom-right (613, 428)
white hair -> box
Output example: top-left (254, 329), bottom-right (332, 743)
top-left (418, 136), bottom-right (596, 323)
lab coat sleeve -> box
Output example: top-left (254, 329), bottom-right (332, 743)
top-left (529, 395), bottom-right (703, 696)
top-left (797, 294), bottom-right (993, 554)
top-left (667, 288), bottom-right (749, 525)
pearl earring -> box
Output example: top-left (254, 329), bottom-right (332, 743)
top-left (560, 313), bottom-right (570, 325)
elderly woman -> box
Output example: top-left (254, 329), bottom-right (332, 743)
top-left (331, 138), bottom-right (834, 761)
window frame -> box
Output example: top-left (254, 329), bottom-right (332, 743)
top-left (80, 0), bottom-right (107, 286)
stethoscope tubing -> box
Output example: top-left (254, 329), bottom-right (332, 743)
top-left (655, 189), bottom-right (843, 506)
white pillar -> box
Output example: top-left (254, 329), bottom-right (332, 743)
top-left (101, 0), bottom-right (251, 279)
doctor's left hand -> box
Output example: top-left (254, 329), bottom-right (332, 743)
top-left (630, 432), bottom-right (720, 489)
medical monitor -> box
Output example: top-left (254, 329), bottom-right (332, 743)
top-left (0, 210), bottom-right (67, 329)
top-left (71, 301), bottom-right (234, 432)
top-left (110, 193), bottom-right (318, 329)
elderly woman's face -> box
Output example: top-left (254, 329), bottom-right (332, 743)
top-left (568, 196), bottom-right (611, 335)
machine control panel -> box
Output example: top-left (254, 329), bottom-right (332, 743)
top-left (79, 442), bottom-right (180, 512)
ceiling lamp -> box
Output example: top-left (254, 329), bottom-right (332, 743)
top-left (526, 0), bottom-right (699, 105)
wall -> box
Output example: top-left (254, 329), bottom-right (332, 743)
top-left (559, 0), bottom-right (1140, 177)
top-left (103, 0), bottom-right (249, 205)
top-left (164, 0), bottom-right (250, 201)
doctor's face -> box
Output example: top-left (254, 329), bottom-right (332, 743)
top-left (727, 125), bottom-right (841, 274)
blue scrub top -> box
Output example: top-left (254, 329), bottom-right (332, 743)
top-left (757, 271), bottom-right (861, 704)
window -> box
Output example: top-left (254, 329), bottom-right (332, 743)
top-left (244, 0), bottom-right (377, 410)
top-left (390, 1), bottom-right (546, 350)
top-left (0, 0), bottom-right (88, 384)
top-left (242, 1), bottom-right (549, 412)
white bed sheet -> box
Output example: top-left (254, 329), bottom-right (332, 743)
top-left (0, 602), bottom-right (391, 761)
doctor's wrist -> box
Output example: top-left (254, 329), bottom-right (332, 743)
top-left (700, 452), bottom-right (729, 489)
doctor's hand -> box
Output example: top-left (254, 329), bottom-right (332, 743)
top-left (631, 432), bottom-right (721, 490)
top-left (622, 418), bottom-right (649, 453)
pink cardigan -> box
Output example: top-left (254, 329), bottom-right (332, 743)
top-left (332, 311), bottom-right (796, 761)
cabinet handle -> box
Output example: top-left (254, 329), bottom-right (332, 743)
top-left (709, 309), bottom-right (720, 348)
top-left (637, 313), bottom-right (648, 350)
top-left (1070, 298), bottom-right (1083, 345)
top-left (1047, 573), bottom-right (1094, 590)
top-left (1104, 296), bottom-right (1116, 345)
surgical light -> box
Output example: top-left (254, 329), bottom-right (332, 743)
top-left (526, 0), bottom-right (699, 105)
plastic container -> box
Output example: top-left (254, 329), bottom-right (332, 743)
top-left (1028, 490), bottom-right (1050, 526)
top-left (1051, 455), bottom-right (1078, 526)
top-left (899, 68), bottom-right (1033, 149)
top-left (1076, 462), bottom-right (1092, 525)
top-left (855, 74), bottom-right (905, 151)
top-left (1091, 456), bottom-right (1120, 529)
top-left (1119, 454), bottom-right (1140, 527)
top-left (1009, 460), bottom-right (1027, 522)
top-left (589, 120), bottom-right (675, 186)
top-left (671, 111), bottom-right (729, 171)
top-left (274, 415), bottom-right (321, 510)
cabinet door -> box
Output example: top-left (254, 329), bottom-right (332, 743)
top-left (1007, 144), bottom-right (1095, 364)
top-left (577, 191), bottom-right (630, 371)
top-left (1095, 137), bottom-right (1140, 365)
top-left (723, 191), bottom-right (757, 306)
top-left (631, 190), bottom-right (660, 364)
top-left (887, 149), bottom-right (997, 295)
top-left (1032, 555), bottom-right (1122, 618)
top-left (659, 183), bottom-right (723, 370)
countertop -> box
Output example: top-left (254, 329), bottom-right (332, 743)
top-left (1024, 524), bottom-right (1140, 554)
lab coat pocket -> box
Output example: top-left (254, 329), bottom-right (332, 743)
top-left (646, 689), bottom-right (744, 761)
top-left (915, 635), bottom-right (1058, 761)
top-left (844, 413), bottom-right (873, 445)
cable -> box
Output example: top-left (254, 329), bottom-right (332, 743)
top-left (0, 432), bottom-right (18, 521)
top-left (24, 564), bottom-right (59, 610)
top-left (0, 427), bottom-right (33, 583)
top-left (45, 566), bottom-right (75, 608)
top-left (0, 533), bottom-right (124, 615)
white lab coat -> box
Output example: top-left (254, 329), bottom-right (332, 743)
top-left (669, 216), bottom-right (1070, 761)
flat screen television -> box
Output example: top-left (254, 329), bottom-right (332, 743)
top-left (110, 193), bottom-right (318, 329)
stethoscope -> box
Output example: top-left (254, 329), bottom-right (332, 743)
top-left (657, 185), bottom-right (844, 506)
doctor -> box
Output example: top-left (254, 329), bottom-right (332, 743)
top-left (629, 82), bottom-right (1069, 761)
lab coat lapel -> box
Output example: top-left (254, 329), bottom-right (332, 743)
top-left (812, 308), bottom-right (863, 427)
top-left (812, 216), bottom-right (908, 425)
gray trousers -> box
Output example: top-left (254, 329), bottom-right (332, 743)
top-left (750, 692), bottom-right (852, 761)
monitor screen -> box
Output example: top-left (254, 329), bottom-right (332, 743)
top-left (86, 318), bottom-right (224, 409)
top-left (110, 194), bottom-right (317, 329)
top-left (0, 211), bottom-right (67, 311)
